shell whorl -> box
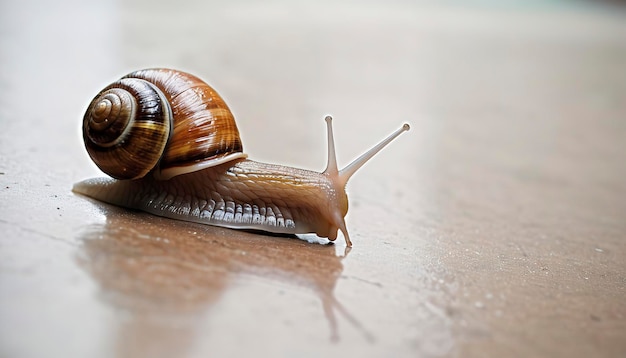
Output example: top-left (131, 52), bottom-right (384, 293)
top-left (82, 68), bottom-right (245, 180)
top-left (83, 78), bottom-right (172, 179)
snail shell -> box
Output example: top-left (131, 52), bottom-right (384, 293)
top-left (82, 69), bottom-right (246, 180)
top-left (75, 68), bottom-right (410, 247)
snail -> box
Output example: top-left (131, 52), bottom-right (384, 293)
top-left (73, 68), bottom-right (409, 247)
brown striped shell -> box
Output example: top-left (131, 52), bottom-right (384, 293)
top-left (82, 68), bottom-right (246, 180)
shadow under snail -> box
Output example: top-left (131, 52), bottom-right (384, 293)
top-left (73, 68), bottom-right (409, 247)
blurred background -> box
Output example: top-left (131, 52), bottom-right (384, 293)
top-left (1, 0), bottom-right (625, 357)
top-left (2, 0), bottom-right (624, 169)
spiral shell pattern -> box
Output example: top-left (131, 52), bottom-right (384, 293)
top-left (83, 78), bottom-right (172, 179)
top-left (82, 69), bottom-right (245, 180)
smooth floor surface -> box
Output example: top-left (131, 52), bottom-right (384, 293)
top-left (1, 1), bottom-right (625, 357)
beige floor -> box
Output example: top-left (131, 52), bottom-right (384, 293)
top-left (1, 1), bottom-right (625, 357)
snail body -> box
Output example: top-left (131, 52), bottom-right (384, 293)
top-left (73, 68), bottom-right (409, 247)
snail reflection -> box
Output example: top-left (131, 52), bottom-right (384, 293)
top-left (77, 204), bottom-right (370, 357)
top-left (74, 68), bottom-right (410, 247)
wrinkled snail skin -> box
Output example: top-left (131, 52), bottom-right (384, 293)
top-left (73, 68), bottom-right (410, 247)
top-left (73, 159), bottom-right (348, 239)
